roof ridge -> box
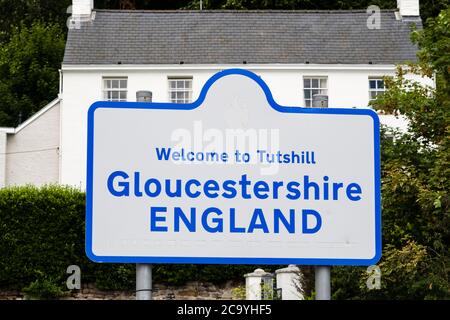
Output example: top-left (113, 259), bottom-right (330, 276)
top-left (94, 9), bottom-right (398, 14)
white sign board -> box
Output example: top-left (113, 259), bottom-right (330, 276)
top-left (86, 69), bottom-right (381, 265)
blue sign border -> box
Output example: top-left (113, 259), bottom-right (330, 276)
top-left (86, 68), bottom-right (381, 266)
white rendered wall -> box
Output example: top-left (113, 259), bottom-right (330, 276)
top-left (60, 64), bottom-right (431, 187)
top-left (5, 102), bottom-right (60, 186)
top-left (0, 132), bottom-right (7, 187)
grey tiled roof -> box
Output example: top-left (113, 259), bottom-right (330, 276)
top-left (63, 10), bottom-right (420, 65)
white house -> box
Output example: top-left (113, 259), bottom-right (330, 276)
top-left (0, 0), bottom-right (431, 188)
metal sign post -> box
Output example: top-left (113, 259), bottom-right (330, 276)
top-left (315, 266), bottom-right (331, 300)
top-left (135, 91), bottom-right (153, 301)
top-left (136, 264), bottom-right (152, 300)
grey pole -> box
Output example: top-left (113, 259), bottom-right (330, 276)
top-left (136, 264), bottom-right (152, 300)
top-left (135, 90), bottom-right (153, 301)
top-left (315, 266), bottom-right (331, 300)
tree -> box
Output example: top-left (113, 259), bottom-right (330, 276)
top-left (412, 6), bottom-right (450, 93)
top-left (95, 0), bottom-right (190, 10)
top-left (374, 9), bottom-right (450, 260)
top-left (185, 0), bottom-right (444, 23)
top-left (332, 7), bottom-right (450, 300)
top-left (0, 0), bottom-right (71, 43)
top-left (0, 22), bottom-right (66, 127)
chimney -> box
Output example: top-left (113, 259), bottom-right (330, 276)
top-left (397, 0), bottom-right (420, 17)
top-left (72, 0), bottom-right (94, 18)
top-left (136, 91), bottom-right (153, 103)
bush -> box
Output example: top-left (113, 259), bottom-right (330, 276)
top-left (22, 277), bottom-right (68, 300)
top-left (332, 239), bottom-right (449, 300)
top-left (0, 185), bottom-right (261, 297)
top-left (0, 185), bottom-right (88, 291)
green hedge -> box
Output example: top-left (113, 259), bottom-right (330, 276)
top-left (0, 185), bottom-right (258, 296)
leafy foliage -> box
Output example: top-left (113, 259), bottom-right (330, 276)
top-left (359, 240), bottom-right (445, 300)
top-left (412, 6), bottom-right (450, 81)
top-left (0, 186), bottom-right (87, 290)
top-left (0, 22), bottom-right (65, 126)
top-left (153, 264), bottom-right (256, 286)
top-left (332, 8), bottom-right (450, 300)
top-left (0, 0), bottom-right (71, 43)
top-left (22, 277), bottom-right (69, 300)
top-left (333, 239), bottom-right (448, 300)
top-left (184, 0), bottom-right (445, 24)
top-left (0, 185), bottom-right (256, 298)
top-left (231, 285), bottom-right (246, 300)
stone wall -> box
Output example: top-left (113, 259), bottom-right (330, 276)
top-left (0, 281), bottom-right (244, 300)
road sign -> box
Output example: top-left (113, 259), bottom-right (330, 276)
top-left (86, 69), bottom-right (381, 265)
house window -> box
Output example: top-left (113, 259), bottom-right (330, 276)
top-left (103, 77), bottom-right (127, 101)
top-left (303, 77), bottom-right (328, 107)
top-left (168, 77), bottom-right (192, 103)
top-left (369, 78), bottom-right (385, 101)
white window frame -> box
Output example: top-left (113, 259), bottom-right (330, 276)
top-left (103, 77), bottom-right (128, 102)
top-left (369, 78), bottom-right (386, 101)
top-left (303, 77), bottom-right (328, 107)
top-left (168, 77), bottom-right (193, 104)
